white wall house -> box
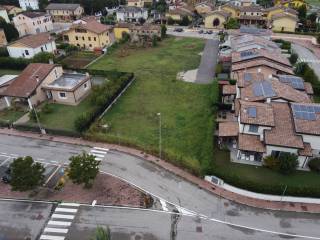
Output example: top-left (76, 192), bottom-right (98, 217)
top-left (19, 0), bottom-right (39, 10)
top-left (13, 12), bottom-right (53, 37)
top-left (7, 33), bottom-right (56, 59)
top-left (116, 6), bottom-right (148, 22)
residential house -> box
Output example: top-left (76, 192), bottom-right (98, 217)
top-left (195, 1), bottom-right (214, 15)
top-left (0, 28), bottom-right (7, 46)
top-left (0, 63), bottom-right (92, 108)
top-left (7, 33), bottom-right (56, 59)
top-left (238, 5), bottom-right (266, 26)
top-left (221, 3), bottom-right (240, 18)
top-left (63, 20), bottom-right (115, 51)
top-left (204, 10), bottom-right (230, 28)
top-left (130, 24), bottom-right (161, 38)
top-left (0, 5), bottom-right (23, 17)
top-left (0, 6), bottom-right (10, 23)
top-left (45, 3), bottom-right (84, 22)
top-left (19, 0), bottom-right (39, 10)
top-left (114, 23), bottom-right (131, 40)
top-left (264, 6), bottom-right (297, 20)
top-left (271, 12), bottom-right (298, 32)
top-left (127, 0), bottom-right (145, 8)
top-left (13, 12), bottom-right (53, 37)
top-left (230, 34), bottom-right (279, 52)
top-left (116, 6), bottom-right (148, 22)
top-left (165, 7), bottom-right (194, 21)
top-left (230, 0), bottom-right (256, 7)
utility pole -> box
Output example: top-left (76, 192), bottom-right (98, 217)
top-left (157, 112), bottom-right (162, 159)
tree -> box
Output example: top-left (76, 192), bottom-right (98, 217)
top-left (308, 158), bottom-right (320, 172)
top-left (278, 153), bottom-right (298, 175)
top-left (180, 16), bottom-right (190, 26)
top-left (0, 17), bottom-right (19, 42)
top-left (297, 5), bottom-right (307, 22)
top-left (161, 24), bottom-right (167, 39)
top-left (289, 53), bottom-right (298, 65)
top-left (91, 227), bottom-right (110, 240)
top-left (167, 17), bottom-right (174, 25)
top-left (138, 17), bottom-right (146, 25)
top-left (225, 18), bottom-right (240, 29)
top-left (39, 0), bottom-right (49, 10)
top-left (68, 152), bottom-right (100, 188)
top-left (263, 155), bottom-right (280, 170)
top-left (10, 156), bottom-right (45, 191)
top-left (32, 52), bottom-right (55, 63)
top-left (152, 35), bottom-right (157, 47)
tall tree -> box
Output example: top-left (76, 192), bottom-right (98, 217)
top-left (68, 152), bottom-right (100, 188)
top-left (0, 17), bottom-right (19, 42)
top-left (10, 156), bottom-right (45, 191)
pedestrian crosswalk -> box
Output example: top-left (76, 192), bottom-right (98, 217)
top-left (90, 147), bottom-right (109, 161)
top-left (40, 202), bottom-right (80, 240)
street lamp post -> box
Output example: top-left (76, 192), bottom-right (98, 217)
top-left (157, 113), bottom-right (162, 160)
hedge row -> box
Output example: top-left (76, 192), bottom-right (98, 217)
top-left (74, 72), bottom-right (134, 132)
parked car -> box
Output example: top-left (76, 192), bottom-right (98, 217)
top-left (2, 168), bottom-right (11, 184)
top-left (206, 30), bottom-right (213, 34)
top-left (174, 28), bottom-right (183, 32)
top-left (198, 30), bottom-right (204, 34)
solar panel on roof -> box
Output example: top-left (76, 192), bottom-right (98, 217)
top-left (291, 104), bottom-right (318, 121)
top-left (262, 81), bottom-right (275, 97)
top-left (248, 107), bottom-right (257, 118)
top-left (314, 106), bottom-right (320, 113)
top-left (253, 82), bottom-right (263, 96)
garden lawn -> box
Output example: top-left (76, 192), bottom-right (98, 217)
top-left (60, 51), bottom-right (98, 69)
top-left (89, 37), bottom-right (213, 174)
top-left (32, 98), bottom-right (92, 131)
top-left (0, 69), bottom-right (21, 77)
top-left (0, 108), bottom-right (26, 123)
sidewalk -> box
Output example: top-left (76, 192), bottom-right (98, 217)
top-left (1, 128), bottom-right (320, 213)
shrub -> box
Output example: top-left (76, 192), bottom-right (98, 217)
top-left (41, 103), bottom-right (53, 114)
top-left (167, 17), bottom-right (174, 25)
top-left (179, 16), bottom-right (190, 26)
top-left (0, 47), bottom-right (9, 57)
top-left (215, 63), bottom-right (223, 75)
top-left (224, 18), bottom-right (240, 29)
top-left (263, 155), bottom-right (279, 170)
top-left (0, 57), bottom-right (29, 69)
top-left (308, 158), bottom-right (320, 172)
top-left (278, 153), bottom-right (299, 175)
top-left (32, 52), bottom-right (54, 63)
top-left (229, 79), bottom-right (236, 85)
top-left (289, 53), bottom-right (298, 65)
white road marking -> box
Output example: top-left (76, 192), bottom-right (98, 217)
top-left (51, 214), bottom-right (75, 220)
top-left (40, 235), bottom-right (65, 240)
top-left (44, 227), bottom-right (69, 233)
top-left (91, 153), bottom-right (105, 158)
top-left (93, 147), bottom-right (109, 152)
top-left (0, 157), bottom-right (12, 166)
top-left (59, 202), bottom-right (80, 207)
top-left (54, 208), bottom-right (78, 213)
top-left (90, 149), bottom-right (107, 154)
top-left (47, 220), bottom-right (72, 226)
top-left (160, 199), bottom-right (168, 211)
top-left (44, 165), bottom-right (61, 185)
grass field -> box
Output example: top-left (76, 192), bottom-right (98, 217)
top-left (60, 51), bottom-right (98, 69)
top-left (88, 37), bottom-right (213, 173)
top-left (0, 108), bottom-right (26, 123)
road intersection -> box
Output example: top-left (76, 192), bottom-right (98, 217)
top-left (0, 134), bottom-right (319, 239)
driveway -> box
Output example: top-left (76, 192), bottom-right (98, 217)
top-left (292, 43), bottom-right (320, 79)
top-left (195, 39), bottom-right (219, 84)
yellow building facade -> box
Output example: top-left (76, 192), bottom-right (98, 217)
top-left (221, 4), bottom-right (240, 18)
top-left (114, 23), bottom-right (131, 40)
top-left (272, 13), bottom-right (297, 32)
top-left (204, 11), bottom-right (230, 28)
top-left (274, 0), bottom-right (306, 8)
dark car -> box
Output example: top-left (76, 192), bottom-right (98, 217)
top-left (2, 168), bottom-right (11, 184)
top-left (174, 28), bottom-right (183, 32)
top-left (198, 30), bottom-right (204, 34)
top-left (207, 30), bottom-right (213, 34)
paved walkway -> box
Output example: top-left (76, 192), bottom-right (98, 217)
top-left (1, 128), bottom-right (320, 213)
top-left (195, 39), bottom-right (219, 84)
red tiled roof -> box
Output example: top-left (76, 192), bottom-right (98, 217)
top-left (70, 21), bottom-right (113, 34)
top-left (238, 134), bottom-right (265, 153)
top-left (298, 143), bottom-right (313, 157)
top-left (239, 101), bottom-right (275, 126)
top-left (218, 122), bottom-right (239, 137)
top-left (1, 63), bottom-right (57, 98)
top-left (265, 102), bottom-right (304, 149)
top-left (222, 84), bottom-right (236, 95)
top-left (9, 33), bottom-right (54, 49)
top-left (291, 103), bottom-right (320, 135)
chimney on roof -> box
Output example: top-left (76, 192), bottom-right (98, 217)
top-left (266, 98), bottom-right (271, 104)
top-left (257, 68), bottom-right (261, 73)
top-left (268, 74), bottom-right (272, 79)
top-left (35, 75), bottom-right (39, 83)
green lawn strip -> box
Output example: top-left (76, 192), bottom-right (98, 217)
top-left (88, 37), bottom-right (212, 174)
top-left (0, 69), bottom-right (21, 77)
top-left (211, 147), bottom-right (320, 197)
top-left (0, 108), bottom-right (26, 122)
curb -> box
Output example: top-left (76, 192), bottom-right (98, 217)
top-left (1, 129), bottom-right (320, 213)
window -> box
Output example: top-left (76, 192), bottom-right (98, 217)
top-left (88, 37), bottom-right (91, 41)
top-left (248, 125), bottom-right (258, 133)
top-left (25, 50), bottom-right (29, 55)
top-left (271, 151), bottom-right (281, 158)
top-left (75, 36), bottom-right (78, 40)
top-left (84, 83), bottom-right (88, 89)
top-left (82, 36), bottom-right (85, 40)
top-left (59, 92), bottom-right (66, 98)
top-left (89, 44), bottom-right (92, 47)
top-left (94, 37), bottom-right (96, 41)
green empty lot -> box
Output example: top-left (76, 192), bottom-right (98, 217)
top-left (88, 37), bottom-right (214, 174)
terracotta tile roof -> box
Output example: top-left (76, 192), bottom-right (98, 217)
top-left (265, 102), bottom-right (304, 149)
top-left (218, 122), bottom-right (239, 137)
top-left (272, 12), bottom-right (298, 21)
top-left (238, 134), bottom-right (265, 152)
top-left (291, 103), bottom-right (320, 135)
top-left (232, 48), bottom-right (291, 67)
top-left (205, 10), bottom-right (231, 18)
top-left (235, 71), bottom-right (266, 88)
top-left (9, 33), bottom-right (54, 49)
top-left (222, 84), bottom-right (236, 95)
top-left (240, 79), bottom-right (311, 103)
top-left (239, 5), bottom-right (263, 12)
top-left (234, 99), bottom-right (240, 117)
top-left (45, 3), bottom-right (81, 11)
top-left (231, 35), bottom-right (280, 53)
top-left (298, 143), bottom-right (313, 157)
top-left (168, 8), bottom-right (193, 16)
top-left (20, 11), bottom-right (48, 18)
top-left (70, 21), bottom-right (113, 34)
top-left (304, 82), bottom-right (314, 95)
top-left (239, 101), bottom-right (275, 126)
top-left (231, 59), bottom-right (294, 75)
top-left (1, 63), bottom-right (57, 98)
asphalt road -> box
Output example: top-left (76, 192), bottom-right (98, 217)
top-left (0, 135), bottom-right (320, 239)
top-left (0, 199), bottom-right (53, 240)
top-left (292, 43), bottom-right (320, 79)
top-left (195, 39), bottom-right (219, 84)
